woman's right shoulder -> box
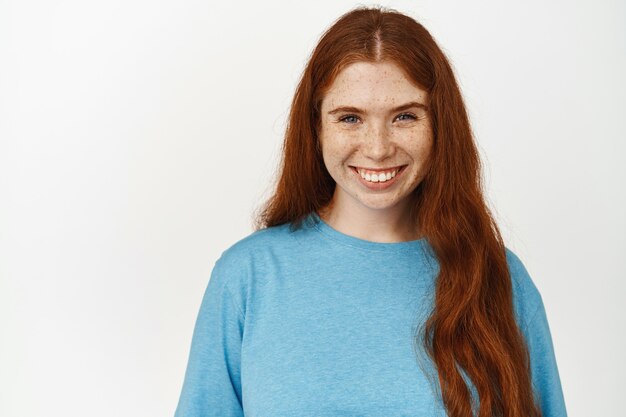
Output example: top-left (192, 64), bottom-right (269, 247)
top-left (205, 221), bottom-right (309, 317)
top-left (209, 222), bottom-right (299, 289)
top-left (219, 222), bottom-right (295, 261)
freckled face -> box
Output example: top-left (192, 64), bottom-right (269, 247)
top-left (318, 60), bottom-right (433, 214)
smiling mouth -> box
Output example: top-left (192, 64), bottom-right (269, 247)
top-left (349, 165), bottom-right (407, 176)
top-left (350, 164), bottom-right (407, 183)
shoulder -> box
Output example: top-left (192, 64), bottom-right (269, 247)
top-left (216, 222), bottom-right (297, 272)
top-left (208, 222), bottom-right (298, 303)
top-left (504, 246), bottom-right (544, 331)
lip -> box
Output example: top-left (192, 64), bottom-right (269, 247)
top-left (350, 165), bottom-right (407, 191)
top-left (350, 165), bottom-right (405, 172)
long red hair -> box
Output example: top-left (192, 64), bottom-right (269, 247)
top-left (253, 6), bottom-right (541, 417)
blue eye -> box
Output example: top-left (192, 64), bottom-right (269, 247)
top-left (395, 113), bottom-right (417, 121)
top-left (339, 115), bottom-right (360, 124)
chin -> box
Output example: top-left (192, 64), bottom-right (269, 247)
top-left (357, 198), bottom-right (407, 211)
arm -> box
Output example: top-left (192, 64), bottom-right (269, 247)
top-left (174, 257), bottom-right (245, 417)
top-left (523, 296), bottom-right (568, 417)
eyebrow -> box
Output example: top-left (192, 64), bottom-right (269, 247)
top-left (327, 101), bottom-right (428, 115)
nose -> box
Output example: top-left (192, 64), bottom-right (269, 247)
top-left (361, 121), bottom-right (395, 161)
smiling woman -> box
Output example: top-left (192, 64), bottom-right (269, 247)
top-left (174, 6), bottom-right (568, 417)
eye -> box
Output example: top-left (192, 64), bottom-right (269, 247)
top-left (338, 114), bottom-right (361, 124)
top-left (395, 112), bottom-right (417, 122)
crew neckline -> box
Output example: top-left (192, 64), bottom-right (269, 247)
top-left (305, 211), bottom-right (428, 253)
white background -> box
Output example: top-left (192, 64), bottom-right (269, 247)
top-left (1, 0), bottom-right (624, 416)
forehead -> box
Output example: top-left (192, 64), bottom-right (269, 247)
top-left (321, 61), bottom-right (428, 110)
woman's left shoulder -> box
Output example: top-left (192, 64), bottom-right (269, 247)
top-left (504, 246), bottom-right (544, 331)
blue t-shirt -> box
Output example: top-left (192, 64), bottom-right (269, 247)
top-left (174, 212), bottom-right (567, 417)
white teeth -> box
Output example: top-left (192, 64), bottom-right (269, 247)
top-left (357, 167), bottom-right (400, 183)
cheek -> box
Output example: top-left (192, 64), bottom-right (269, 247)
top-left (320, 127), bottom-right (355, 160)
top-left (399, 129), bottom-right (433, 158)
top-left (417, 137), bottom-right (434, 172)
top-left (416, 137), bottom-right (433, 158)
top-left (319, 132), bottom-right (340, 169)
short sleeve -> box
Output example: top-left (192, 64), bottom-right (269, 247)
top-left (505, 248), bottom-right (568, 416)
top-left (522, 292), bottom-right (568, 417)
top-left (174, 256), bottom-right (245, 417)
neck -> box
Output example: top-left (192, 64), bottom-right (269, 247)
top-left (318, 193), bottom-right (421, 243)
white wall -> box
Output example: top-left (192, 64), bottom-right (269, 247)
top-left (1, 0), bottom-right (623, 416)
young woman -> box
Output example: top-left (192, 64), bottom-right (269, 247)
top-left (174, 6), bottom-right (567, 417)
